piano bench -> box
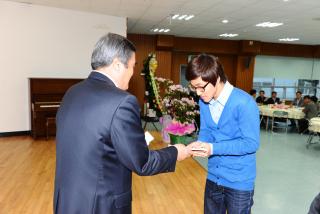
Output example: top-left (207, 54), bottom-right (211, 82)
top-left (46, 117), bottom-right (56, 140)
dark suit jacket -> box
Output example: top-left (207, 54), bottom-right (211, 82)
top-left (293, 98), bottom-right (303, 107)
top-left (256, 96), bottom-right (266, 104)
top-left (54, 72), bottom-right (178, 214)
top-left (265, 97), bottom-right (280, 105)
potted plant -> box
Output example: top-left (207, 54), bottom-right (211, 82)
top-left (155, 78), bottom-right (199, 145)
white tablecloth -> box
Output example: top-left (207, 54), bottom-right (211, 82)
top-left (309, 117), bottom-right (320, 133)
top-left (258, 105), bottom-right (305, 119)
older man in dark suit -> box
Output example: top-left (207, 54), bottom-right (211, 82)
top-left (53, 33), bottom-right (190, 214)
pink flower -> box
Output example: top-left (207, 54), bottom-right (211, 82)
top-left (164, 121), bottom-right (195, 136)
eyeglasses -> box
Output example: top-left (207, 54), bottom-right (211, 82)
top-left (189, 82), bottom-right (210, 93)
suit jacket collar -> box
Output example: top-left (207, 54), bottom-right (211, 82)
top-left (88, 71), bottom-right (116, 87)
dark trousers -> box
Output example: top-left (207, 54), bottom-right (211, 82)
top-left (204, 179), bottom-right (254, 214)
top-left (308, 193), bottom-right (320, 214)
top-left (298, 118), bottom-right (309, 133)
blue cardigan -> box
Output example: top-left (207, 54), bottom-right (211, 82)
top-left (198, 87), bottom-right (260, 191)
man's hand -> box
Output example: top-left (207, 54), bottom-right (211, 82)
top-left (173, 144), bottom-right (191, 161)
top-left (187, 141), bottom-right (211, 157)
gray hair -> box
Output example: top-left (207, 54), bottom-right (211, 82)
top-left (91, 33), bottom-right (136, 70)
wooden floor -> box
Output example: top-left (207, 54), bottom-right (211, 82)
top-left (0, 132), bottom-right (206, 214)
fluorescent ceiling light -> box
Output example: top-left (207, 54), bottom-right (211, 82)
top-left (172, 14), bottom-right (195, 21)
top-left (256, 22), bottom-right (283, 28)
top-left (151, 28), bottom-right (170, 33)
top-left (185, 15), bottom-right (194, 20)
top-left (178, 15), bottom-right (187, 20)
top-left (222, 19), bottom-right (229, 23)
top-left (279, 38), bottom-right (299, 42)
top-left (172, 14), bottom-right (179, 19)
top-left (219, 33), bottom-right (238, 37)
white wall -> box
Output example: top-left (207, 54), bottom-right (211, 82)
top-left (254, 55), bottom-right (320, 80)
top-left (0, 1), bottom-right (126, 132)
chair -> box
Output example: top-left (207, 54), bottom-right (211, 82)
top-left (259, 111), bottom-right (264, 124)
top-left (259, 111), bottom-right (268, 129)
top-left (271, 111), bottom-right (289, 133)
top-left (141, 116), bottom-right (159, 131)
top-left (306, 118), bottom-right (320, 149)
top-left (46, 117), bottom-right (56, 140)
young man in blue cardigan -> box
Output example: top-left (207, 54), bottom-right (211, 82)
top-left (186, 54), bottom-right (260, 214)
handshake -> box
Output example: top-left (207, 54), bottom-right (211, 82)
top-left (173, 141), bottom-right (212, 161)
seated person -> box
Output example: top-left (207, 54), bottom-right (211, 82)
top-left (290, 91), bottom-right (303, 126)
top-left (298, 95), bottom-right (318, 133)
top-left (249, 89), bottom-right (257, 99)
top-left (256, 90), bottom-right (267, 104)
top-left (310, 96), bottom-right (319, 113)
top-left (265, 91), bottom-right (281, 105)
top-left (293, 91), bottom-right (303, 107)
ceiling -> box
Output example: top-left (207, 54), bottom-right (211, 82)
top-left (5, 0), bottom-right (320, 45)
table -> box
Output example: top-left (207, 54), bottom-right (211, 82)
top-left (258, 105), bottom-right (305, 119)
top-left (309, 117), bottom-right (320, 133)
top-left (258, 105), bottom-right (305, 131)
top-left (306, 117), bottom-right (320, 148)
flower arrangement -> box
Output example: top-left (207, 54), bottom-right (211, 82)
top-left (165, 121), bottom-right (196, 136)
top-left (155, 77), bottom-right (199, 136)
top-left (141, 53), bottom-right (162, 117)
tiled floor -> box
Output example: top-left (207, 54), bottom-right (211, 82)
top-left (144, 121), bottom-right (320, 213)
top-left (194, 130), bottom-right (320, 214)
top-left (254, 130), bottom-right (320, 214)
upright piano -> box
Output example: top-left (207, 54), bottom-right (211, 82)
top-left (29, 78), bottom-right (83, 139)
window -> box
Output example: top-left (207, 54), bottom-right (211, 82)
top-left (180, 64), bottom-right (188, 87)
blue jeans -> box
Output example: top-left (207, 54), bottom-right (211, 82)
top-left (204, 179), bottom-right (254, 214)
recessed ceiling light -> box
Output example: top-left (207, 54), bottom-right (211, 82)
top-left (283, 0), bottom-right (289, 2)
top-left (172, 14), bottom-right (179, 19)
top-left (219, 33), bottom-right (239, 37)
top-left (164, 29), bottom-right (170, 33)
top-left (159, 29), bottom-right (165, 32)
top-left (153, 28), bottom-right (159, 32)
top-left (185, 15), bottom-right (194, 20)
top-left (279, 38), bottom-right (299, 42)
top-left (256, 22), bottom-right (283, 27)
top-left (222, 19), bottom-right (229, 23)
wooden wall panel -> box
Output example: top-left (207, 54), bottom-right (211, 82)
top-left (235, 56), bottom-right (255, 92)
top-left (172, 52), bottom-right (188, 84)
top-left (261, 42), bottom-right (314, 58)
top-left (171, 53), bottom-right (237, 86)
top-left (240, 40), bottom-right (261, 54)
top-left (217, 55), bottom-right (237, 86)
top-left (314, 45), bottom-right (320, 58)
top-left (156, 35), bottom-right (174, 50)
top-left (128, 33), bottom-right (320, 107)
top-left (155, 51), bottom-right (172, 79)
top-left (174, 37), bottom-right (239, 54)
top-left (127, 34), bottom-right (156, 107)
